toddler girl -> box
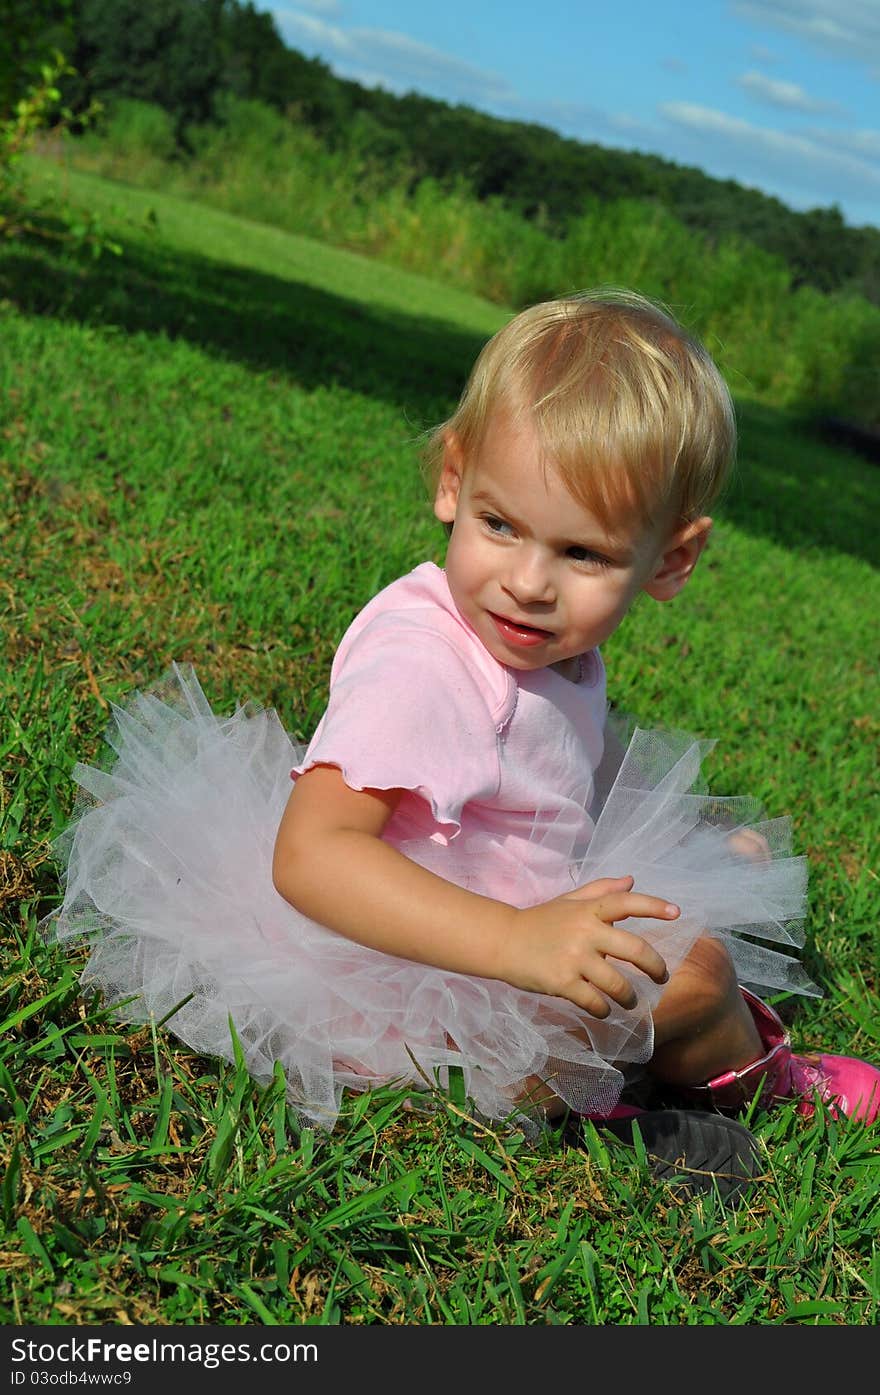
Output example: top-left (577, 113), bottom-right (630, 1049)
top-left (49, 290), bottom-right (879, 1185)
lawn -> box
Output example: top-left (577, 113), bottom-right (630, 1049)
top-left (1, 164), bottom-right (878, 1326)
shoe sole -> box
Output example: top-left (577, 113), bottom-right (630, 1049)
top-left (571, 1109), bottom-right (762, 1201)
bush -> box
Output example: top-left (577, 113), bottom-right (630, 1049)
top-left (1, 50), bottom-right (117, 256)
top-left (1, 52), bottom-right (69, 239)
top-left (781, 288), bottom-right (880, 426)
top-left (101, 97), bottom-right (178, 160)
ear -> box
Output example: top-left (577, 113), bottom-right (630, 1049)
top-left (433, 431), bottom-right (464, 525)
top-left (642, 517), bottom-right (713, 602)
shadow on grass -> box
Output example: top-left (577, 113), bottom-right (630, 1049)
top-left (723, 399), bottom-right (879, 568)
top-left (0, 234), bottom-right (488, 426)
top-left (2, 233), bottom-right (878, 569)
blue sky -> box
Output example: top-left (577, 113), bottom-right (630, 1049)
top-left (267, 0), bottom-right (880, 230)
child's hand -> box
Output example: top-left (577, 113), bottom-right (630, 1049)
top-left (500, 876), bottom-right (675, 1017)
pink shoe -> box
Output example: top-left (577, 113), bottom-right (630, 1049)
top-left (686, 989), bottom-right (880, 1124)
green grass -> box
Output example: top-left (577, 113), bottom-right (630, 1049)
top-left (1, 168), bottom-right (879, 1326)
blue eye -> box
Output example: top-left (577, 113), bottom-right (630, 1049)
top-left (484, 515), bottom-right (514, 536)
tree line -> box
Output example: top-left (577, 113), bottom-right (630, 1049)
top-left (13, 0), bottom-right (880, 306)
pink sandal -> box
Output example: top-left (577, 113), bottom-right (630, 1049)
top-left (685, 989), bottom-right (880, 1124)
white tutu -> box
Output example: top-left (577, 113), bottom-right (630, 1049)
top-left (45, 665), bottom-right (817, 1133)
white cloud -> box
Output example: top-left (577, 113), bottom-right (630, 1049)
top-left (274, 10), bottom-right (514, 105)
top-left (737, 69), bottom-right (841, 113)
top-left (732, 1), bottom-right (880, 68)
top-left (807, 125), bottom-right (880, 159)
top-left (661, 101), bottom-right (880, 201)
top-left (272, 11), bottom-right (346, 49)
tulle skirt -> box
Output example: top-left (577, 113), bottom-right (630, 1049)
top-left (44, 665), bottom-right (817, 1133)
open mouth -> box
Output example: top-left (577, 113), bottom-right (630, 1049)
top-left (489, 612), bottom-right (553, 648)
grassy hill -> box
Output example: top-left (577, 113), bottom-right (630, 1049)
top-left (1, 169), bottom-right (879, 1326)
top-left (43, 115), bottom-right (880, 432)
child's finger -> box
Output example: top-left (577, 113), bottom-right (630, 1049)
top-left (567, 983), bottom-right (613, 1018)
top-left (581, 918), bottom-right (671, 983)
top-left (580, 958), bottom-right (639, 1010)
top-left (590, 891), bottom-right (680, 926)
top-left (567, 875), bottom-right (634, 900)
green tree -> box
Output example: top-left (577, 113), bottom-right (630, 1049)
top-left (0, 0), bottom-right (116, 251)
top-left (0, 1), bottom-right (72, 116)
top-left (68, 0), bottom-right (223, 135)
top-left (219, 1), bottom-right (347, 130)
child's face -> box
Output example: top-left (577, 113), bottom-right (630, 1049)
top-left (434, 412), bottom-right (707, 674)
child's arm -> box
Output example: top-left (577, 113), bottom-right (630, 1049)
top-left (273, 765), bottom-right (672, 1017)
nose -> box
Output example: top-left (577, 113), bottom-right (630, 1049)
top-left (503, 547), bottom-right (555, 604)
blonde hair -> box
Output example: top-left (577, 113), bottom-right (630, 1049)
top-left (424, 289), bottom-right (736, 532)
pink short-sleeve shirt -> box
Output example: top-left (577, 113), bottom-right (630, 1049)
top-left (293, 562), bottom-right (607, 905)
